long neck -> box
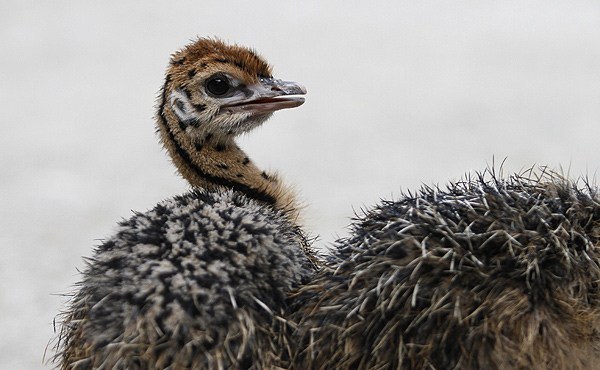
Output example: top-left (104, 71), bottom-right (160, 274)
top-left (156, 81), bottom-right (299, 220)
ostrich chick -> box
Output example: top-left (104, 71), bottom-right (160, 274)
top-left (289, 172), bottom-right (600, 370)
top-left (53, 38), bottom-right (315, 370)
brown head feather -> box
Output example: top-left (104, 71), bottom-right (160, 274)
top-left (168, 37), bottom-right (272, 86)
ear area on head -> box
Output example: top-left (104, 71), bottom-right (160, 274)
top-left (169, 89), bottom-right (201, 128)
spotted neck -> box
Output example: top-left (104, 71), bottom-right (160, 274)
top-left (156, 77), bottom-right (298, 219)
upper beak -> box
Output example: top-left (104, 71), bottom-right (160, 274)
top-left (222, 78), bottom-right (307, 114)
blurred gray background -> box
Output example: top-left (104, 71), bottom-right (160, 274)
top-left (1, 1), bottom-right (599, 368)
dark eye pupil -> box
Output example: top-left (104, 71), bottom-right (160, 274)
top-left (206, 77), bottom-right (230, 96)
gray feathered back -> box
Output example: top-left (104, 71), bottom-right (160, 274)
top-left (289, 173), bottom-right (600, 370)
top-left (54, 189), bottom-right (315, 369)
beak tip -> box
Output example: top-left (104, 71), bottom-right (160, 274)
top-left (267, 79), bottom-right (307, 96)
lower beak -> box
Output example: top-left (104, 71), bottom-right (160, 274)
top-left (222, 78), bottom-right (306, 114)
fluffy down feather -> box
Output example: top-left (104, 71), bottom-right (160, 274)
top-left (53, 189), bottom-right (315, 370)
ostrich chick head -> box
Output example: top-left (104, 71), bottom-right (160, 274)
top-left (156, 38), bottom-right (306, 218)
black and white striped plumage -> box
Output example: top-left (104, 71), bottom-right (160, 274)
top-left (54, 189), bottom-right (315, 369)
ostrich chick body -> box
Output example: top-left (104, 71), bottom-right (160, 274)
top-left (289, 172), bottom-right (600, 370)
top-left (53, 38), bottom-right (314, 369)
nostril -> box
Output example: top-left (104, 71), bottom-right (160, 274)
top-left (271, 86), bottom-right (282, 92)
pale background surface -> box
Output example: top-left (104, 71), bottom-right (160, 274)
top-left (1, 1), bottom-right (599, 368)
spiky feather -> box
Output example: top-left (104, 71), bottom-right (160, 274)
top-left (287, 170), bottom-right (600, 370)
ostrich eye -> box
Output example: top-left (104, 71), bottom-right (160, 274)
top-left (205, 75), bottom-right (231, 96)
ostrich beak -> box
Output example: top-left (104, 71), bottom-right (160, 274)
top-left (222, 78), bottom-right (306, 114)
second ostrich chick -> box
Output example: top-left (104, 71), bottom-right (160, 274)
top-left (288, 172), bottom-right (600, 370)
